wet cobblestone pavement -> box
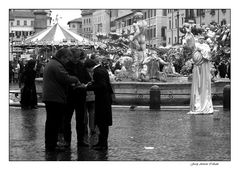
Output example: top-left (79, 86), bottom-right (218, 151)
top-left (9, 107), bottom-right (230, 161)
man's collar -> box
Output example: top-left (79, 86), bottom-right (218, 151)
top-left (93, 64), bottom-right (101, 70)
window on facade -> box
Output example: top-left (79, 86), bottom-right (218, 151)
top-left (221, 19), bottom-right (227, 25)
top-left (175, 37), bottom-right (177, 43)
top-left (147, 29), bottom-right (149, 40)
top-left (148, 10), bottom-right (150, 18)
top-left (150, 28), bottom-right (152, 39)
top-left (182, 17), bottom-right (184, 25)
top-left (175, 19), bottom-right (177, 28)
top-left (153, 26), bottom-right (156, 38)
top-left (197, 9), bottom-right (200, 16)
top-left (210, 9), bottom-right (215, 16)
top-left (161, 27), bottom-right (166, 37)
top-left (10, 22), bottom-right (13, 26)
top-left (169, 20), bottom-right (171, 29)
top-left (72, 24), bottom-right (75, 28)
top-left (23, 31), bottom-right (28, 37)
top-left (169, 37), bottom-right (171, 44)
top-left (128, 19), bottom-right (131, 26)
top-left (24, 20), bottom-right (27, 26)
top-left (154, 9), bottom-right (156, 16)
top-left (17, 20), bottom-right (20, 26)
top-left (190, 9), bottom-right (195, 18)
top-left (162, 10), bottom-right (167, 16)
top-left (15, 31), bottom-right (20, 38)
top-left (222, 9), bottom-right (226, 14)
top-left (31, 21), bottom-right (34, 26)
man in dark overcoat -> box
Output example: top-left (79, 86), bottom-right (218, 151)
top-left (84, 59), bottom-right (114, 150)
top-left (64, 48), bottom-right (91, 147)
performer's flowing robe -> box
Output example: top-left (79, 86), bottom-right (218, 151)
top-left (188, 43), bottom-right (214, 114)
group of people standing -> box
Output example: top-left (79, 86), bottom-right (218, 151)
top-left (42, 47), bottom-right (114, 152)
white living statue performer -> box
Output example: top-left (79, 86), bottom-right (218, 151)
top-left (129, 12), bottom-right (148, 81)
top-left (183, 28), bottom-right (214, 115)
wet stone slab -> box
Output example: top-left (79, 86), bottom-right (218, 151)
top-left (9, 107), bottom-right (230, 161)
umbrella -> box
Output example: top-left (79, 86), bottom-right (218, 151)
top-left (24, 23), bottom-right (92, 46)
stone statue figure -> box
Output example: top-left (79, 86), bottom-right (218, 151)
top-left (129, 12), bottom-right (148, 81)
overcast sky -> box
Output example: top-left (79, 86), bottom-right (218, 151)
top-left (50, 9), bottom-right (82, 29)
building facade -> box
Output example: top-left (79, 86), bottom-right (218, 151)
top-left (114, 9), bottom-right (168, 47)
top-left (81, 9), bottom-right (94, 40)
top-left (166, 9), bottom-right (186, 46)
top-left (92, 10), bottom-right (110, 41)
top-left (166, 9), bottom-right (231, 46)
top-left (110, 9), bottom-right (132, 32)
top-left (9, 9), bottom-right (52, 60)
top-left (67, 17), bottom-right (83, 35)
top-left (141, 9), bottom-right (168, 47)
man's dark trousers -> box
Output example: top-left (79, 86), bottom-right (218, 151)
top-left (45, 101), bottom-right (66, 150)
top-left (97, 125), bottom-right (109, 147)
top-left (64, 90), bottom-right (86, 144)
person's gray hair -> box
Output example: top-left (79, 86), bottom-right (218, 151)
top-left (55, 47), bottom-right (72, 59)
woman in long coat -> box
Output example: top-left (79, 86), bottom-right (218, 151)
top-left (84, 59), bottom-right (114, 150)
top-left (20, 59), bottom-right (38, 109)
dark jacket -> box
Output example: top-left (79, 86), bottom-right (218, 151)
top-left (88, 65), bottom-right (114, 126)
top-left (65, 61), bottom-right (91, 102)
top-left (20, 60), bottom-right (37, 107)
top-left (42, 58), bottom-right (78, 104)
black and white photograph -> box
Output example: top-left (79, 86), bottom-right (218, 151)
top-left (3, 0), bottom-right (240, 170)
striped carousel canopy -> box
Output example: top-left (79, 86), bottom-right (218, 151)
top-left (24, 23), bottom-right (93, 46)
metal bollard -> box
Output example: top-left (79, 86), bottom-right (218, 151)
top-left (223, 85), bottom-right (230, 110)
top-left (149, 85), bottom-right (160, 110)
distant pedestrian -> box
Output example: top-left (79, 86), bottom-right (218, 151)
top-left (42, 47), bottom-right (79, 152)
top-left (84, 59), bottom-right (114, 150)
top-left (218, 62), bottom-right (227, 78)
top-left (20, 59), bottom-right (38, 110)
top-left (63, 48), bottom-right (91, 148)
top-left (18, 58), bottom-right (27, 88)
top-left (9, 61), bottom-right (14, 83)
top-left (227, 61), bottom-right (230, 79)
